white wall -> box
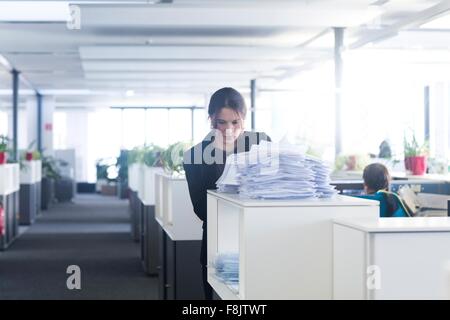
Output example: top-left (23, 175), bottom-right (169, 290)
top-left (41, 96), bottom-right (55, 154)
top-left (26, 97), bottom-right (37, 150)
top-left (65, 109), bottom-right (89, 182)
top-left (430, 82), bottom-right (450, 161)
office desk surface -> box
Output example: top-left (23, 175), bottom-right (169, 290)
top-left (334, 217), bottom-right (450, 233)
top-left (417, 209), bottom-right (448, 217)
top-left (391, 172), bottom-right (450, 182)
top-left (207, 191), bottom-right (379, 208)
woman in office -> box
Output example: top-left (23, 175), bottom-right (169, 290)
top-left (183, 87), bottom-right (270, 299)
top-left (359, 163), bottom-right (410, 217)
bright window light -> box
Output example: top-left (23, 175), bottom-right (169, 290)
top-left (0, 111), bottom-right (8, 136)
top-left (0, 1), bottom-right (70, 22)
top-left (421, 12), bottom-right (450, 29)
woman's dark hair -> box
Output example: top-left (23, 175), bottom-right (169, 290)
top-left (363, 163), bottom-right (399, 217)
top-left (363, 163), bottom-right (390, 192)
top-left (208, 87), bottom-right (247, 119)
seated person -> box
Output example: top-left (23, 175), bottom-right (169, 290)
top-left (357, 163), bottom-right (410, 217)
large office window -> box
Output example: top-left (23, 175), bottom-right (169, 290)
top-left (253, 62), bottom-right (336, 163)
top-left (122, 109), bottom-right (146, 149)
top-left (341, 49), bottom-right (426, 160)
top-left (0, 66), bottom-right (11, 140)
top-left (53, 111), bottom-right (67, 149)
top-left (87, 109), bottom-right (121, 182)
top-left (0, 110), bottom-right (7, 136)
top-left (193, 108), bottom-right (209, 144)
top-left (146, 108), bottom-right (169, 147)
top-left (168, 108), bottom-right (192, 145)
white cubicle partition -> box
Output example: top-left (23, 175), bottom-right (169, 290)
top-left (20, 160), bottom-right (38, 184)
top-left (333, 217), bottom-right (450, 300)
top-left (446, 261), bottom-right (450, 300)
top-left (136, 164), bottom-right (145, 203)
top-left (207, 191), bottom-right (379, 300)
top-left (33, 160), bottom-right (42, 184)
top-left (154, 172), bottom-right (164, 226)
top-left (128, 163), bottom-right (139, 192)
top-left (0, 164), bottom-right (20, 196)
top-left (155, 172), bottom-right (204, 300)
top-left (140, 166), bottom-right (164, 275)
top-left (142, 167), bottom-right (163, 206)
top-left (0, 163), bottom-right (20, 250)
top-left (155, 173), bottom-right (202, 241)
top-left (19, 160), bottom-right (41, 225)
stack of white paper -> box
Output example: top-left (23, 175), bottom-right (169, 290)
top-left (214, 253), bottom-right (239, 285)
top-left (216, 142), bottom-right (337, 199)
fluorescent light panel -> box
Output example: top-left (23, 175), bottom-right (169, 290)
top-left (0, 1), bottom-right (70, 22)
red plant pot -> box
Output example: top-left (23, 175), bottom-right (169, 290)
top-left (408, 156), bottom-right (427, 175)
top-left (26, 152), bottom-right (33, 161)
top-left (0, 151), bottom-right (7, 165)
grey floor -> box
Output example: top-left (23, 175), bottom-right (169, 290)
top-left (0, 194), bottom-right (158, 300)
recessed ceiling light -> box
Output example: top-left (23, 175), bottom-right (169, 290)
top-left (125, 90), bottom-right (135, 97)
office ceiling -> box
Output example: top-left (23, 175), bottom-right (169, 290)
top-left (0, 0), bottom-right (449, 108)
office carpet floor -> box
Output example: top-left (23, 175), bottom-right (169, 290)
top-left (0, 194), bottom-right (158, 300)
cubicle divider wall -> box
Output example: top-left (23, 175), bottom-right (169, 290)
top-left (140, 166), bottom-right (163, 275)
top-left (157, 222), bottom-right (167, 299)
top-left (0, 163), bottom-right (20, 250)
top-left (35, 161), bottom-right (42, 216)
top-left (155, 173), bottom-right (204, 300)
top-left (207, 191), bottom-right (379, 300)
top-left (128, 163), bottom-right (141, 242)
top-left (334, 217), bottom-right (450, 299)
top-left (19, 160), bottom-right (41, 225)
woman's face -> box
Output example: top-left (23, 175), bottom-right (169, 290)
top-left (212, 107), bottom-right (244, 144)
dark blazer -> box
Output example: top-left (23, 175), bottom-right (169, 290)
top-left (183, 131), bottom-right (271, 265)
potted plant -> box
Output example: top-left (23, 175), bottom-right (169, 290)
top-left (404, 133), bottom-right (429, 175)
top-left (0, 135), bottom-right (11, 165)
top-left (127, 147), bottom-right (140, 167)
top-left (160, 141), bottom-right (192, 175)
top-left (143, 144), bottom-right (164, 168)
top-left (334, 154), bottom-right (369, 172)
top-left (24, 140), bottom-right (37, 161)
top-left (116, 149), bottom-right (129, 199)
top-left (41, 155), bottom-right (64, 210)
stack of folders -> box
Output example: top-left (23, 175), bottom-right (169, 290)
top-left (216, 141), bottom-right (337, 199)
top-left (214, 253), bottom-right (239, 286)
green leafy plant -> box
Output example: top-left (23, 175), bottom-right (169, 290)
top-left (41, 155), bottom-right (65, 180)
top-left (127, 147), bottom-right (141, 166)
top-left (127, 144), bottom-right (165, 167)
top-left (160, 141), bottom-right (192, 174)
top-left (32, 150), bottom-right (41, 160)
top-left (334, 154), bottom-right (370, 171)
top-left (0, 135), bottom-right (11, 152)
top-left (143, 144), bottom-right (164, 167)
top-left (404, 133), bottom-right (429, 157)
top-left (27, 140), bottom-right (36, 152)
top-left (117, 149), bottom-right (129, 181)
